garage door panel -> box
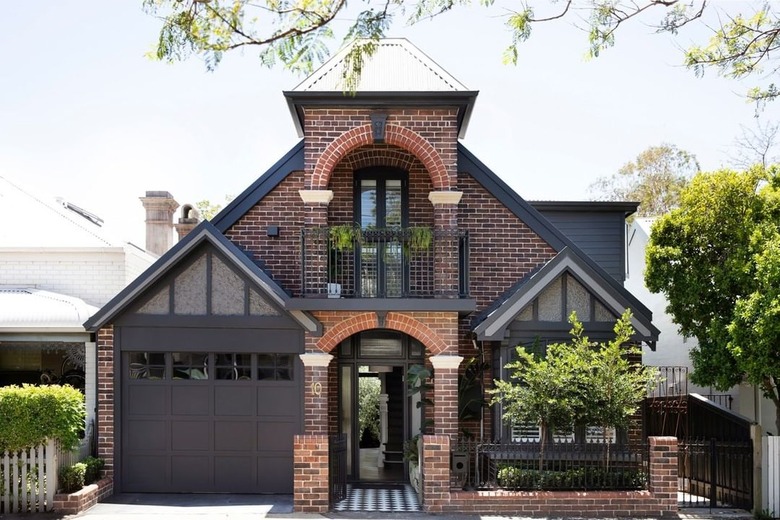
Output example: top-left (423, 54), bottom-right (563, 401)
top-left (215, 456), bottom-right (255, 493)
top-left (172, 420), bottom-right (211, 451)
top-left (171, 456), bottom-right (211, 491)
top-left (126, 420), bottom-right (167, 451)
top-left (215, 420), bottom-right (255, 451)
top-left (124, 455), bottom-right (168, 490)
top-left (256, 386), bottom-right (298, 416)
top-left (127, 386), bottom-right (167, 415)
top-left (258, 420), bottom-right (296, 452)
top-left (171, 386), bottom-right (210, 415)
top-left (258, 455), bottom-right (293, 493)
top-left (215, 386), bottom-right (254, 416)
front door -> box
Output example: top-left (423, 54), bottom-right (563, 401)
top-left (337, 330), bottom-right (426, 482)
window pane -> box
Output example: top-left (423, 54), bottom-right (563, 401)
top-left (216, 353), bottom-right (251, 380)
top-left (257, 354), bottom-right (293, 381)
top-left (385, 180), bottom-right (402, 228)
top-left (360, 180), bottom-right (377, 228)
top-left (128, 352), bottom-right (166, 380)
top-left (172, 352), bottom-right (208, 380)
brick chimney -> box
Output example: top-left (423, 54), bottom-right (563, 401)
top-left (175, 204), bottom-right (201, 241)
top-left (140, 191), bottom-right (179, 256)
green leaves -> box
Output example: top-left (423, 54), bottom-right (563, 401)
top-left (490, 310), bottom-right (657, 444)
top-left (646, 164), bottom-right (780, 432)
top-left (0, 384), bottom-right (85, 453)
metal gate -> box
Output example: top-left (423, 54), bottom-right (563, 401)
top-left (678, 438), bottom-right (753, 510)
top-left (329, 434), bottom-right (347, 505)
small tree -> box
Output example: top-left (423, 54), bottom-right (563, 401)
top-left (491, 310), bottom-right (657, 470)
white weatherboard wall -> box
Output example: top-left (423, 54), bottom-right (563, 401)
top-left (763, 436), bottom-right (779, 516)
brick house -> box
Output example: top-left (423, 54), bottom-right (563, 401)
top-left (84, 39), bottom-right (667, 513)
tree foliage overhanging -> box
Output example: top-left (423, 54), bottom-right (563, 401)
top-left (143, 0), bottom-right (780, 101)
top-left (645, 164), bottom-right (780, 433)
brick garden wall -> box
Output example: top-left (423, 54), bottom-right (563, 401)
top-left (420, 435), bottom-right (679, 517)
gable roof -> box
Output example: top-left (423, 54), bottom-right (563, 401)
top-left (83, 220), bottom-right (322, 335)
top-left (471, 248), bottom-right (659, 346)
top-left (292, 38), bottom-right (470, 93)
top-left (283, 39), bottom-right (479, 139)
top-left (0, 174), bottom-right (146, 250)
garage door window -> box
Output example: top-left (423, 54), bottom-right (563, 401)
top-left (216, 353), bottom-right (251, 380)
top-left (128, 352), bottom-right (165, 379)
top-left (257, 354), bottom-right (293, 381)
top-left (172, 352), bottom-right (209, 380)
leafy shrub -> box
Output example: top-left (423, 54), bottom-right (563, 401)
top-left (0, 384), bottom-right (85, 452)
top-left (497, 465), bottom-right (646, 491)
top-left (59, 463), bottom-right (87, 493)
top-left (83, 457), bottom-right (105, 484)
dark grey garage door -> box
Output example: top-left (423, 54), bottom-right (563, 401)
top-left (121, 351), bottom-right (301, 493)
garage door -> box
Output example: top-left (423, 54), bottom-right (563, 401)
top-left (121, 351), bottom-right (301, 493)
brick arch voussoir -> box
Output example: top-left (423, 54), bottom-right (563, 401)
top-left (312, 126), bottom-right (373, 189)
top-left (312, 124), bottom-right (450, 190)
top-left (385, 126), bottom-right (449, 190)
top-left (315, 313), bottom-right (448, 356)
top-left (385, 313), bottom-right (448, 356)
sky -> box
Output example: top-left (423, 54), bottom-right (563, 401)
top-left (1, 1), bottom-right (774, 246)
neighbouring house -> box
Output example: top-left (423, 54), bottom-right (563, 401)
top-left (0, 178), bottom-right (194, 447)
top-left (626, 217), bottom-right (777, 436)
top-left (84, 39), bottom-right (665, 513)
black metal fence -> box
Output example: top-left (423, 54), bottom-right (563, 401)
top-left (301, 226), bottom-right (469, 298)
top-left (450, 440), bottom-right (649, 492)
top-left (329, 434), bottom-right (347, 505)
top-left (678, 438), bottom-right (753, 510)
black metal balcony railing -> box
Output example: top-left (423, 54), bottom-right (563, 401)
top-left (301, 226), bottom-right (469, 298)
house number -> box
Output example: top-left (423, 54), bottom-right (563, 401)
top-left (311, 381), bottom-right (322, 396)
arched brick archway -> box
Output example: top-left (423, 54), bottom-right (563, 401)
top-left (315, 312), bottom-right (449, 355)
top-left (311, 124), bottom-right (450, 190)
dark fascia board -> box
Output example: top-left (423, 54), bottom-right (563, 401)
top-left (458, 142), bottom-right (654, 324)
top-left (531, 200), bottom-right (639, 218)
top-left (472, 248), bottom-right (659, 346)
top-left (284, 91), bottom-right (479, 140)
top-left (286, 297), bottom-right (476, 315)
top-left (211, 140), bottom-right (305, 233)
top-left (83, 220), bottom-right (322, 336)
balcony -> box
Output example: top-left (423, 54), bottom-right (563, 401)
top-left (300, 226), bottom-right (469, 299)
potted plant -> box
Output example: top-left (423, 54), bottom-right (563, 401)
top-left (327, 224), bottom-right (361, 297)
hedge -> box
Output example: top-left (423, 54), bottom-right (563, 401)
top-left (0, 384), bottom-right (85, 452)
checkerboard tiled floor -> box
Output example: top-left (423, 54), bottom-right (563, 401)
top-left (332, 484), bottom-right (421, 512)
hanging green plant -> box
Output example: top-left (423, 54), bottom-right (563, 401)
top-left (408, 226), bottom-right (433, 251)
top-left (329, 224), bottom-right (361, 251)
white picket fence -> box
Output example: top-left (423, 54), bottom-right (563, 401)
top-left (763, 436), bottom-right (780, 517)
top-left (0, 439), bottom-right (57, 514)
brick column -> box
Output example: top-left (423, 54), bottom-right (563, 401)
top-left (420, 434), bottom-right (451, 513)
top-left (96, 327), bottom-right (115, 487)
top-left (648, 436), bottom-right (678, 516)
top-left (299, 190), bottom-right (331, 295)
top-left (430, 354), bottom-right (463, 438)
top-left (293, 434), bottom-right (329, 513)
top-left (300, 352), bottom-right (333, 434)
top-left (429, 191), bottom-right (462, 297)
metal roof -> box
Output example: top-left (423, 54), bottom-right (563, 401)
top-left (0, 174), bottom-right (135, 248)
top-left (292, 38), bottom-right (469, 92)
top-left (0, 287), bottom-right (98, 332)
